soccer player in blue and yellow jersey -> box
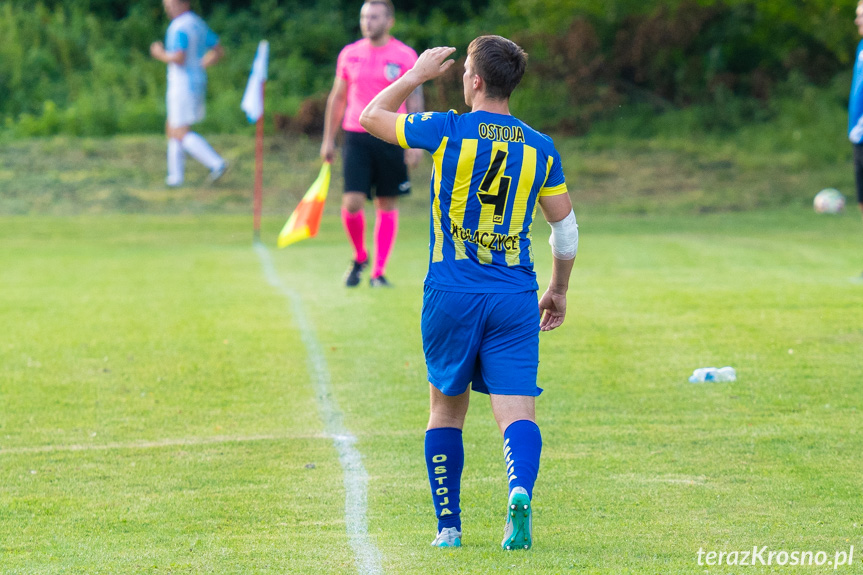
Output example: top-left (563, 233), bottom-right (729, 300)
top-left (850, 1), bottom-right (863, 225)
top-left (361, 36), bottom-right (578, 550)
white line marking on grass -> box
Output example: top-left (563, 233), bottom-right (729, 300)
top-left (255, 243), bottom-right (383, 575)
top-left (0, 433), bottom-right (324, 455)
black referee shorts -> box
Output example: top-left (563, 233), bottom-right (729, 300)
top-left (342, 130), bottom-right (411, 199)
top-left (854, 144), bottom-right (863, 204)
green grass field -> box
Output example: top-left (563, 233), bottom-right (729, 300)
top-left (2, 133), bottom-right (863, 574)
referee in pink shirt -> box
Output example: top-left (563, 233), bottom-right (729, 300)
top-left (321, 0), bottom-right (424, 288)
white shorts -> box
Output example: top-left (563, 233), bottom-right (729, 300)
top-left (166, 88), bottom-right (205, 128)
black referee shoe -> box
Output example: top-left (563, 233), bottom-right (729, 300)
top-left (344, 259), bottom-right (367, 287)
top-left (369, 275), bottom-right (393, 288)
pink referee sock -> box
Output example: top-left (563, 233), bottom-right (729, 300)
top-left (341, 208), bottom-right (368, 263)
top-left (373, 209), bottom-right (398, 278)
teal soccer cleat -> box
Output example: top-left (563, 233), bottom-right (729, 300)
top-left (501, 487), bottom-right (532, 550)
top-left (430, 527), bottom-right (462, 548)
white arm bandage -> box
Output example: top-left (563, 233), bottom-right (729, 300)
top-left (548, 210), bottom-right (578, 260)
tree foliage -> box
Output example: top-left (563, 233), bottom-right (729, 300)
top-left (0, 0), bottom-right (858, 136)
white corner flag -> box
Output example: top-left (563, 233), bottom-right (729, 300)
top-left (241, 40), bottom-right (269, 123)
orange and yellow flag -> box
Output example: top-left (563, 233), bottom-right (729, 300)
top-left (277, 162), bottom-right (331, 248)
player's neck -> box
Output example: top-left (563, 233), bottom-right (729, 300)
top-left (368, 34), bottom-right (391, 48)
top-left (470, 94), bottom-right (510, 116)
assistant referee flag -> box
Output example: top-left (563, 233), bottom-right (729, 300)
top-left (277, 162), bottom-right (331, 248)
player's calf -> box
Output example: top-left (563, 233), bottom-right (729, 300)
top-left (425, 427), bottom-right (464, 543)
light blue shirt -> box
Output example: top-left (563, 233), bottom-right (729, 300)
top-left (165, 11), bottom-right (219, 97)
top-left (849, 40), bottom-right (863, 142)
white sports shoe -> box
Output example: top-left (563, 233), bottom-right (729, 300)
top-left (430, 526), bottom-right (462, 548)
top-left (206, 162), bottom-right (228, 184)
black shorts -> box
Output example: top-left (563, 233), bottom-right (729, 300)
top-left (854, 144), bottom-right (863, 204)
top-left (342, 131), bottom-right (411, 199)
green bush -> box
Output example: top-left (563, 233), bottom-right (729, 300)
top-left (0, 0), bottom-right (859, 138)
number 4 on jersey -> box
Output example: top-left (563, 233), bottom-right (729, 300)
top-left (478, 149), bottom-right (510, 225)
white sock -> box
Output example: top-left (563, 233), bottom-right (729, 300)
top-left (167, 138), bottom-right (184, 185)
top-left (181, 132), bottom-right (224, 171)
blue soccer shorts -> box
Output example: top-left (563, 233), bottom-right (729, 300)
top-left (421, 286), bottom-right (542, 397)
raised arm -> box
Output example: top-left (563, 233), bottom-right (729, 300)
top-left (360, 46), bottom-right (456, 144)
top-left (405, 85), bottom-right (424, 114)
top-left (403, 85), bottom-right (425, 166)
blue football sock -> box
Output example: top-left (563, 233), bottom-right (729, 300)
top-left (425, 427), bottom-right (464, 532)
top-left (503, 419), bottom-right (542, 499)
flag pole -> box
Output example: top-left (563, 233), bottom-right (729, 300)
top-left (253, 80), bottom-right (265, 243)
top-left (243, 40), bottom-right (269, 244)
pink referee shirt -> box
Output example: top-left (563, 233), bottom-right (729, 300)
top-left (337, 37), bottom-right (418, 133)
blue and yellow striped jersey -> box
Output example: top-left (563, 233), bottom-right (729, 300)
top-left (396, 110), bottom-right (568, 293)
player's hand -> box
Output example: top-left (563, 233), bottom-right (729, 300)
top-left (405, 148), bottom-right (423, 168)
top-left (538, 289), bottom-right (567, 331)
top-left (320, 140), bottom-right (335, 163)
top-left (411, 47), bottom-right (457, 83)
top-left (149, 42), bottom-right (165, 59)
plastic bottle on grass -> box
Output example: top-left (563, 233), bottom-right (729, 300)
top-left (689, 366), bottom-right (736, 383)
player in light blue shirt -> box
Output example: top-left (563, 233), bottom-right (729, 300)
top-left (151, 0), bottom-right (226, 187)
top-left (361, 36), bottom-right (578, 550)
